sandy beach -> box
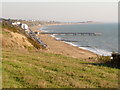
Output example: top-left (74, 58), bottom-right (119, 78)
top-left (29, 24), bottom-right (98, 60)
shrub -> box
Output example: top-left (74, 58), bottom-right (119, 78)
top-left (106, 52), bottom-right (120, 68)
top-left (97, 56), bottom-right (111, 63)
top-left (97, 52), bottom-right (120, 68)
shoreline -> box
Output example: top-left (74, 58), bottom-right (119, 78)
top-left (29, 24), bottom-right (98, 60)
top-left (40, 23), bottom-right (112, 56)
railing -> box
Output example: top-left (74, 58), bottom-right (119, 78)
top-left (27, 28), bottom-right (47, 48)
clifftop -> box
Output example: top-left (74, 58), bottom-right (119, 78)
top-left (2, 29), bottom-right (33, 50)
top-left (1, 19), bottom-right (44, 50)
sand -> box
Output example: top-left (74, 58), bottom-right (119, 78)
top-left (29, 24), bottom-right (98, 60)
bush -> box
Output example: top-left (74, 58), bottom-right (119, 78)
top-left (107, 52), bottom-right (120, 68)
top-left (97, 56), bottom-right (111, 63)
top-left (97, 52), bottom-right (120, 68)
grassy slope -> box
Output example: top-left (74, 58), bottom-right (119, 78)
top-left (1, 24), bottom-right (119, 88)
top-left (2, 49), bottom-right (118, 88)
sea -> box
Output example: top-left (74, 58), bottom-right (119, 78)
top-left (40, 23), bottom-right (118, 56)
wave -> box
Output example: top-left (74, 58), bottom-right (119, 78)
top-left (79, 47), bottom-right (111, 56)
top-left (55, 38), bottom-right (61, 40)
top-left (51, 35), bottom-right (55, 38)
top-left (41, 30), bottom-right (48, 32)
top-left (64, 42), bottom-right (79, 47)
top-left (65, 42), bottom-right (111, 56)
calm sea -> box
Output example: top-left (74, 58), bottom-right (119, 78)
top-left (40, 23), bottom-right (118, 56)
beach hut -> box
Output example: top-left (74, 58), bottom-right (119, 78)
top-left (12, 22), bottom-right (21, 26)
top-left (12, 22), bottom-right (17, 25)
top-left (34, 31), bottom-right (40, 35)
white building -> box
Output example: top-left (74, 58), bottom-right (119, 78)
top-left (12, 22), bottom-right (17, 25)
top-left (21, 24), bottom-right (28, 30)
top-left (12, 22), bottom-right (21, 26)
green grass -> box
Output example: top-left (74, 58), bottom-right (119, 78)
top-left (2, 49), bottom-right (118, 88)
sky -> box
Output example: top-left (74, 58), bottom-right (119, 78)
top-left (1, 0), bottom-right (119, 2)
top-left (1, 1), bottom-right (118, 23)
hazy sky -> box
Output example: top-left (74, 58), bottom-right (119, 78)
top-left (2, 2), bottom-right (118, 22)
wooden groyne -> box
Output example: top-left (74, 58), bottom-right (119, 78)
top-left (39, 32), bottom-right (102, 36)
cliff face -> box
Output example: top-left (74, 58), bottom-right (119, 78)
top-left (2, 29), bottom-right (33, 49)
top-left (1, 20), bottom-right (44, 50)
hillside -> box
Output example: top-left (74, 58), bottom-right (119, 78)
top-left (2, 29), bottom-right (33, 50)
top-left (1, 21), bottom-right (119, 88)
